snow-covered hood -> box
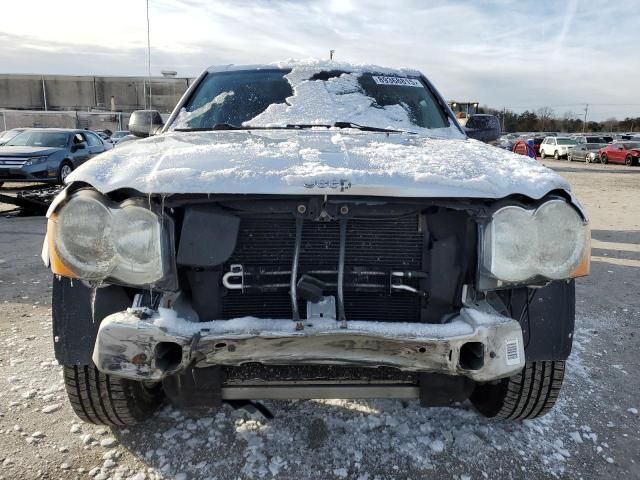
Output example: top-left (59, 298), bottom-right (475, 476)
top-left (66, 129), bottom-right (570, 199)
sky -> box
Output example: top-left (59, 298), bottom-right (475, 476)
top-left (1, 0), bottom-right (639, 121)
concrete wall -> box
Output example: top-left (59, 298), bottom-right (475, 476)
top-left (0, 74), bottom-right (191, 114)
top-left (1, 110), bottom-right (131, 133)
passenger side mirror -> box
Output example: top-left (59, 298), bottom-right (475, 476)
top-left (129, 110), bottom-right (165, 138)
top-left (464, 114), bottom-right (501, 143)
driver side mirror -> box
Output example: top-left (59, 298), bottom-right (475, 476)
top-left (464, 114), bottom-right (501, 143)
top-left (71, 142), bottom-right (87, 152)
top-left (129, 110), bottom-right (165, 138)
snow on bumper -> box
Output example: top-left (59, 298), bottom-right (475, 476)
top-left (92, 307), bottom-right (525, 383)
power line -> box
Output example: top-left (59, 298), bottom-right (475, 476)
top-left (497, 103), bottom-right (640, 109)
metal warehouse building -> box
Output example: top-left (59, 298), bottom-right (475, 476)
top-left (0, 73), bottom-right (192, 132)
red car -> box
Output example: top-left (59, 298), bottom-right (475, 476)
top-left (599, 142), bottom-right (640, 166)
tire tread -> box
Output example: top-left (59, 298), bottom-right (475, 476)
top-left (471, 361), bottom-right (565, 420)
top-left (63, 365), bottom-right (161, 426)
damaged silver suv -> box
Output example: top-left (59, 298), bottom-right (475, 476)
top-left (44, 61), bottom-right (590, 426)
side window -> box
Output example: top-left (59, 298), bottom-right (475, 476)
top-left (85, 132), bottom-right (102, 147)
top-left (550, 138), bottom-right (556, 145)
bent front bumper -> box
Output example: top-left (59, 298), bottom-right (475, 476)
top-left (93, 307), bottom-right (525, 384)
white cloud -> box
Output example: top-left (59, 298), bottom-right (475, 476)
top-left (0, 0), bottom-right (638, 120)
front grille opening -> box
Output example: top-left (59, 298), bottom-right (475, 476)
top-left (222, 290), bottom-right (421, 322)
top-left (221, 215), bottom-right (425, 323)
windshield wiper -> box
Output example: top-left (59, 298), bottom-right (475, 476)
top-left (174, 123), bottom-right (247, 131)
top-left (174, 123), bottom-right (333, 132)
top-left (285, 124), bottom-right (332, 129)
top-left (333, 122), bottom-right (412, 133)
top-left (174, 123), bottom-right (413, 133)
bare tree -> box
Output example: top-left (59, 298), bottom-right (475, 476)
top-left (604, 117), bottom-right (618, 133)
top-left (562, 111), bottom-right (576, 132)
top-left (537, 107), bottom-right (555, 131)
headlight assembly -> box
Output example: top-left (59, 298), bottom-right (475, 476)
top-left (24, 156), bottom-right (49, 166)
top-left (481, 200), bottom-right (589, 287)
top-left (48, 190), bottom-right (175, 287)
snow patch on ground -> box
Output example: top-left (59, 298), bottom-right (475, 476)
top-left (120, 396), bottom-right (576, 480)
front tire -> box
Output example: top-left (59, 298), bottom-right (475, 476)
top-left (625, 155), bottom-right (634, 166)
top-left (540, 149), bottom-right (546, 159)
top-left (600, 154), bottom-right (608, 164)
top-left (63, 364), bottom-right (163, 426)
top-left (567, 153), bottom-right (573, 162)
top-left (470, 361), bottom-right (565, 420)
top-left (57, 161), bottom-right (73, 184)
top-left (553, 150), bottom-right (560, 160)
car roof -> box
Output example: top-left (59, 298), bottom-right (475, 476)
top-left (18, 128), bottom-right (85, 134)
top-left (205, 60), bottom-right (422, 77)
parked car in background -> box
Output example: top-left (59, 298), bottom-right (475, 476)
top-left (573, 135), bottom-right (607, 145)
top-left (95, 129), bottom-right (113, 139)
top-left (539, 136), bottom-right (578, 159)
top-left (568, 143), bottom-right (601, 163)
top-left (95, 130), bottom-right (120, 146)
top-left (0, 128), bottom-right (28, 146)
top-left (114, 134), bottom-right (138, 147)
top-left (110, 130), bottom-right (130, 144)
top-left (497, 134), bottom-right (517, 150)
top-left (598, 142), bottom-right (640, 166)
top-left (615, 133), bottom-right (637, 141)
top-left (0, 128), bottom-right (112, 186)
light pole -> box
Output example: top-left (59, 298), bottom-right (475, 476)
top-left (583, 104), bottom-right (589, 133)
top-left (146, 0), bottom-right (152, 109)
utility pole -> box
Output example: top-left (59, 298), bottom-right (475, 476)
top-left (41, 75), bottom-right (48, 111)
top-left (146, 0), bottom-right (152, 110)
top-left (330, 49), bottom-right (335, 61)
top-left (583, 104), bottom-right (589, 133)
top-left (502, 107), bottom-right (506, 132)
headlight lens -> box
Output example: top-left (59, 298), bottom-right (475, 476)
top-left (51, 190), bottom-right (173, 286)
top-left (482, 200), bottom-right (588, 284)
top-left (111, 202), bottom-right (165, 284)
top-left (55, 193), bottom-right (116, 279)
top-left (24, 156), bottom-right (48, 166)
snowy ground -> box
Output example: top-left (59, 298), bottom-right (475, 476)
top-left (0, 160), bottom-right (639, 479)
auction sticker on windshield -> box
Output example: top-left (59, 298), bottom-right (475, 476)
top-left (372, 76), bottom-right (422, 87)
